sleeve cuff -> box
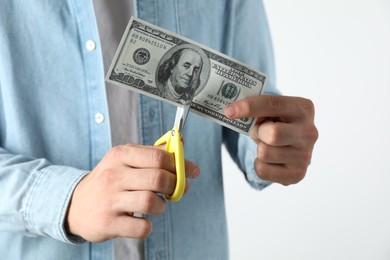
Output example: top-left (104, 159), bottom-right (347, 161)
top-left (237, 134), bottom-right (272, 190)
top-left (23, 165), bottom-right (89, 244)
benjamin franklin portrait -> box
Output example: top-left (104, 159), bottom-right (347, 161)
top-left (156, 44), bottom-right (210, 104)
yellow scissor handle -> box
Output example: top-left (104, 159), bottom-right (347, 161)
top-left (154, 126), bottom-right (185, 202)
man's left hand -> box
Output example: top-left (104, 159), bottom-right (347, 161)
top-left (225, 95), bottom-right (319, 185)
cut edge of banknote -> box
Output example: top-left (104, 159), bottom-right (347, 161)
top-left (105, 16), bottom-right (267, 136)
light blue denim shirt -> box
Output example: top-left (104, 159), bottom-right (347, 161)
top-left (0, 0), bottom-right (276, 259)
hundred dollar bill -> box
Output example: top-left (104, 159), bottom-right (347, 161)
top-left (106, 17), bottom-right (266, 135)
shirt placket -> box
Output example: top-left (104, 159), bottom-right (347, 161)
top-left (71, 0), bottom-right (113, 258)
top-left (139, 94), bottom-right (172, 260)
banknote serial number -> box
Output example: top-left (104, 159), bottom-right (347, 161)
top-left (131, 32), bottom-right (168, 50)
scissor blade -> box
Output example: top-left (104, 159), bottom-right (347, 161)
top-left (173, 104), bottom-right (191, 133)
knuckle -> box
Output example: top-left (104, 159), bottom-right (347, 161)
top-left (141, 192), bottom-right (157, 213)
top-left (101, 191), bottom-right (115, 207)
top-left (99, 215), bottom-right (114, 230)
top-left (155, 198), bottom-right (167, 215)
top-left (268, 96), bottom-right (285, 112)
top-left (135, 219), bottom-right (153, 239)
top-left (150, 149), bottom-right (166, 167)
top-left (237, 100), bottom-right (251, 115)
top-left (250, 124), bottom-right (260, 141)
top-left (107, 145), bottom-right (125, 160)
top-left (99, 169), bottom-right (119, 187)
top-left (301, 98), bottom-right (316, 115)
top-left (302, 151), bottom-right (313, 166)
top-left (290, 168), bottom-right (307, 185)
top-left (267, 125), bottom-right (282, 145)
top-left (254, 159), bottom-right (271, 181)
top-left (311, 125), bottom-right (319, 142)
top-left (149, 169), bottom-right (167, 190)
top-left (302, 125), bottom-right (319, 146)
top-left (257, 143), bottom-right (270, 161)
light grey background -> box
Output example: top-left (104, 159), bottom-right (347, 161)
top-left (223, 1), bottom-right (390, 259)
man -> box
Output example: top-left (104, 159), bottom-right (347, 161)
top-left (0, 0), bottom-right (318, 259)
top-left (156, 47), bottom-right (203, 103)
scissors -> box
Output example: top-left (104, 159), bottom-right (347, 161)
top-left (154, 101), bottom-right (191, 202)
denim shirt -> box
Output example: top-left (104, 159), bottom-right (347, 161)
top-left (0, 0), bottom-right (276, 259)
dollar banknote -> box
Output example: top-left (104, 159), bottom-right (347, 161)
top-left (106, 17), bottom-right (267, 135)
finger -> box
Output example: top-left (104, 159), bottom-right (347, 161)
top-left (155, 144), bottom-right (200, 178)
top-left (107, 144), bottom-right (176, 172)
top-left (224, 95), bottom-right (315, 121)
top-left (114, 191), bottom-right (166, 216)
top-left (114, 168), bottom-right (177, 195)
top-left (111, 215), bottom-right (153, 239)
top-left (257, 141), bottom-right (312, 166)
top-left (254, 158), bottom-right (307, 186)
top-left (111, 162), bottom-right (198, 192)
top-left (251, 120), bottom-right (310, 147)
top-left (185, 160), bottom-right (201, 179)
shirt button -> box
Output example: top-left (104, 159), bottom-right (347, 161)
top-left (86, 40), bottom-right (96, 51)
top-left (149, 108), bottom-right (155, 120)
top-left (95, 113), bottom-right (105, 124)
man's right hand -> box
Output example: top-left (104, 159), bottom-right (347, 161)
top-left (66, 144), bottom-right (200, 242)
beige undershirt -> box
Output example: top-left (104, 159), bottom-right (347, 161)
top-left (92, 0), bottom-right (143, 259)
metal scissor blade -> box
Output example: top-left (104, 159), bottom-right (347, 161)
top-left (173, 101), bottom-right (191, 133)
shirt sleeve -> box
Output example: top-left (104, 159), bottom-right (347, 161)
top-left (222, 0), bottom-right (279, 189)
top-left (0, 147), bottom-right (88, 244)
top-left (223, 129), bottom-right (272, 190)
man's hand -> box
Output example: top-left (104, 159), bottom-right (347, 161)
top-left (66, 144), bottom-right (200, 242)
top-left (225, 95), bottom-right (318, 186)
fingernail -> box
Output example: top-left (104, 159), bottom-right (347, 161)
top-left (192, 166), bottom-right (200, 177)
top-left (224, 104), bottom-right (236, 118)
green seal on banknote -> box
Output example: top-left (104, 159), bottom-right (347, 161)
top-left (221, 83), bottom-right (238, 100)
